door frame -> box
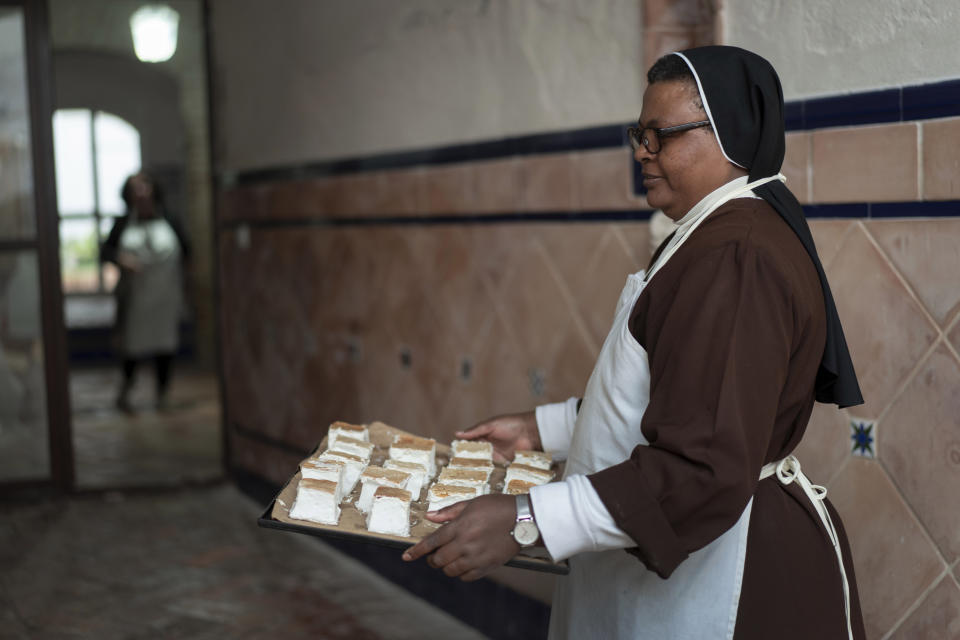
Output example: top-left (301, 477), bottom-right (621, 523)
top-left (0, 0), bottom-right (74, 493)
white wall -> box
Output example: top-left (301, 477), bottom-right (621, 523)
top-left (723, 0), bottom-right (960, 100)
top-left (210, 0), bottom-right (643, 172)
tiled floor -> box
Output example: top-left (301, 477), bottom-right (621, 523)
top-left (0, 483), bottom-right (486, 639)
top-left (70, 366), bottom-right (223, 489)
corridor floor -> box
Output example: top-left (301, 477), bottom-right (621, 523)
top-left (0, 483), bottom-right (487, 639)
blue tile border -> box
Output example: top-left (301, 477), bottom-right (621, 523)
top-left (219, 200), bottom-right (960, 228)
top-left (228, 77), bottom-right (960, 187)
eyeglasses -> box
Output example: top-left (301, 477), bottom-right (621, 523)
top-left (627, 120), bottom-right (711, 154)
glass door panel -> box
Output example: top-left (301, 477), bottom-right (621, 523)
top-left (0, 6), bottom-right (51, 482)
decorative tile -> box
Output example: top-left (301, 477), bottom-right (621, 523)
top-left (377, 167), bottom-right (423, 215)
top-left (880, 342), bottom-right (960, 563)
top-left (807, 219), bottom-right (854, 269)
top-left (575, 148), bottom-right (639, 210)
top-left (419, 163), bottom-right (472, 214)
top-left (811, 123), bottom-right (918, 203)
top-left (791, 403), bottom-right (851, 485)
top-left (489, 235), bottom-right (578, 365)
top-left (519, 153), bottom-right (577, 212)
top-left (889, 576), bottom-right (960, 640)
top-left (922, 118), bottom-right (960, 200)
top-left (827, 459), bottom-right (945, 639)
top-left (782, 132), bottom-right (810, 204)
top-left (867, 218), bottom-right (960, 328)
top-left (950, 316), bottom-right (960, 356)
top-left (804, 88), bottom-right (902, 129)
top-left (903, 78), bottom-right (960, 121)
top-left (849, 418), bottom-right (876, 459)
top-left (471, 157), bottom-right (522, 214)
top-left (825, 224), bottom-right (938, 418)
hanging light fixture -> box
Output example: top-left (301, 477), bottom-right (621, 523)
top-left (130, 4), bottom-right (180, 63)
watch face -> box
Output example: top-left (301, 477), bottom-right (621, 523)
top-left (513, 520), bottom-right (539, 546)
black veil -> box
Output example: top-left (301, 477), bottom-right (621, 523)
top-left (675, 45), bottom-right (863, 408)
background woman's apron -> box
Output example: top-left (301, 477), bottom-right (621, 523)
top-left (548, 178), bottom-right (782, 640)
top-left (116, 217), bottom-right (183, 358)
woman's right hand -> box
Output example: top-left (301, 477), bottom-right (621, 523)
top-left (455, 411), bottom-right (541, 464)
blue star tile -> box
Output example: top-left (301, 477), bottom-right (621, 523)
top-left (850, 420), bottom-right (876, 458)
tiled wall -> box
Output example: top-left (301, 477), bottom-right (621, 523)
top-left (218, 118), bottom-right (960, 635)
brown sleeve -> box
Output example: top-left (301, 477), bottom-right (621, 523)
top-left (588, 234), bottom-right (797, 578)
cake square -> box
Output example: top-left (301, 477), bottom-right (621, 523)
top-left (288, 478), bottom-right (340, 525)
top-left (513, 450), bottom-right (552, 470)
top-left (437, 467), bottom-right (489, 494)
top-left (504, 463), bottom-right (554, 486)
top-left (451, 439), bottom-right (494, 461)
top-left (427, 483), bottom-right (478, 512)
top-left (357, 466), bottom-right (411, 514)
top-left (447, 456), bottom-right (495, 481)
top-left (389, 435), bottom-right (437, 477)
top-left (317, 450), bottom-right (367, 495)
top-left (299, 458), bottom-right (346, 501)
top-left (384, 459), bottom-right (428, 500)
top-left (505, 479), bottom-right (537, 495)
top-left (366, 486), bottom-right (413, 537)
top-left (327, 421), bottom-right (368, 447)
top-left (329, 435), bottom-right (375, 461)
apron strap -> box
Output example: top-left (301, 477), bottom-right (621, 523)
top-left (760, 456), bottom-right (853, 639)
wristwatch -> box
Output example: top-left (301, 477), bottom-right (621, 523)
top-left (511, 494), bottom-right (540, 547)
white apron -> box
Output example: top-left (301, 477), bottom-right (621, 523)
top-left (549, 176), bottom-right (783, 640)
top-left (117, 217), bottom-right (183, 357)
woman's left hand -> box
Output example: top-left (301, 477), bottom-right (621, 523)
top-left (403, 493), bottom-right (520, 581)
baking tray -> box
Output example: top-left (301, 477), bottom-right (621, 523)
top-left (257, 421), bottom-right (569, 575)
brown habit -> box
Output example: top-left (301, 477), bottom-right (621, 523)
top-left (588, 198), bottom-right (866, 639)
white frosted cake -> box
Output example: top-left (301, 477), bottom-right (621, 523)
top-left (427, 483), bottom-right (477, 512)
top-left (317, 449), bottom-right (367, 495)
top-left (366, 486), bottom-right (413, 537)
top-left (327, 421), bottom-right (368, 447)
top-left (357, 466), bottom-right (411, 514)
top-left (330, 435), bottom-right (375, 461)
top-left (504, 479), bottom-right (536, 495)
top-left (289, 478), bottom-right (340, 525)
top-left (390, 435), bottom-right (437, 477)
top-left (514, 450), bottom-right (552, 471)
top-left (384, 459), bottom-right (428, 500)
top-left (437, 467), bottom-right (489, 494)
top-left (447, 456), bottom-right (495, 481)
top-left (299, 458), bottom-right (346, 501)
top-left (504, 463), bottom-right (554, 486)
top-left (451, 439), bottom-right (494, 461)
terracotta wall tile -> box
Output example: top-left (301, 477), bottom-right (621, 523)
top-left (783, 132), bottom-right (810, 204)
top-left (327, 172), bottom-right (388, 217)
top-left (471, 157), bottom-right (522, 213)
top-left (828, 459), bottom-right (945, 639)
top-left (614, 222), bottom-right (655, 270)
top-left (575, 148), bottom-right (639, 210)
top-left (519, 153), bottom-right (577, 212)
top-left (826, 224), bottom-right (938, 418)
top-left (890, 576), bottom-right (960, 640)
top-left (219, 184), bottom-right (268, 221)
top-left (880, 342), bottom-right (960, 563)
top-left (808, 219), bottom-right (854, 269)
top-left (867, 218), bottom-right (960, 328)
top-left (644, 0), bottom-right (717, 28)
top-left (378, 168), bottom-right (423, 215)
top-left (950, 317), bottom-right (960, 356)
top-left (922, 117), bottom-right (960, 200)
top-left (419, 164), bottom-right (472, 215)
top-left (793, 403), bottom-right (850, 486)
top-left (812, 123), bottom-right (918, 203)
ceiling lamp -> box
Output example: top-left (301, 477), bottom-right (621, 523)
top-left (130, 4), bottom-right (180, 63)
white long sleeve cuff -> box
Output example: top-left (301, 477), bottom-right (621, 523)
top-left (530, 474), bottom-right (635, 562)
top-left (535, 397), bottom-right (579, 460)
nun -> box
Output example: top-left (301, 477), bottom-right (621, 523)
top-left (405, 45), bottom-right (866, 640)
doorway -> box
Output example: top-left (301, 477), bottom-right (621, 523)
top-left (48, 0), bottom-right (221, 490)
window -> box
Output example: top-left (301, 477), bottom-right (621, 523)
top-left (52, 109), bottom-right (141, 325)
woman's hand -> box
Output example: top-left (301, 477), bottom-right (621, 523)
top-left (402, 494), bottom-right (520, 581)
top-left (456, 411), bottom-right (541, 463)
top-left (116, 251), bottom-right (141, 272)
